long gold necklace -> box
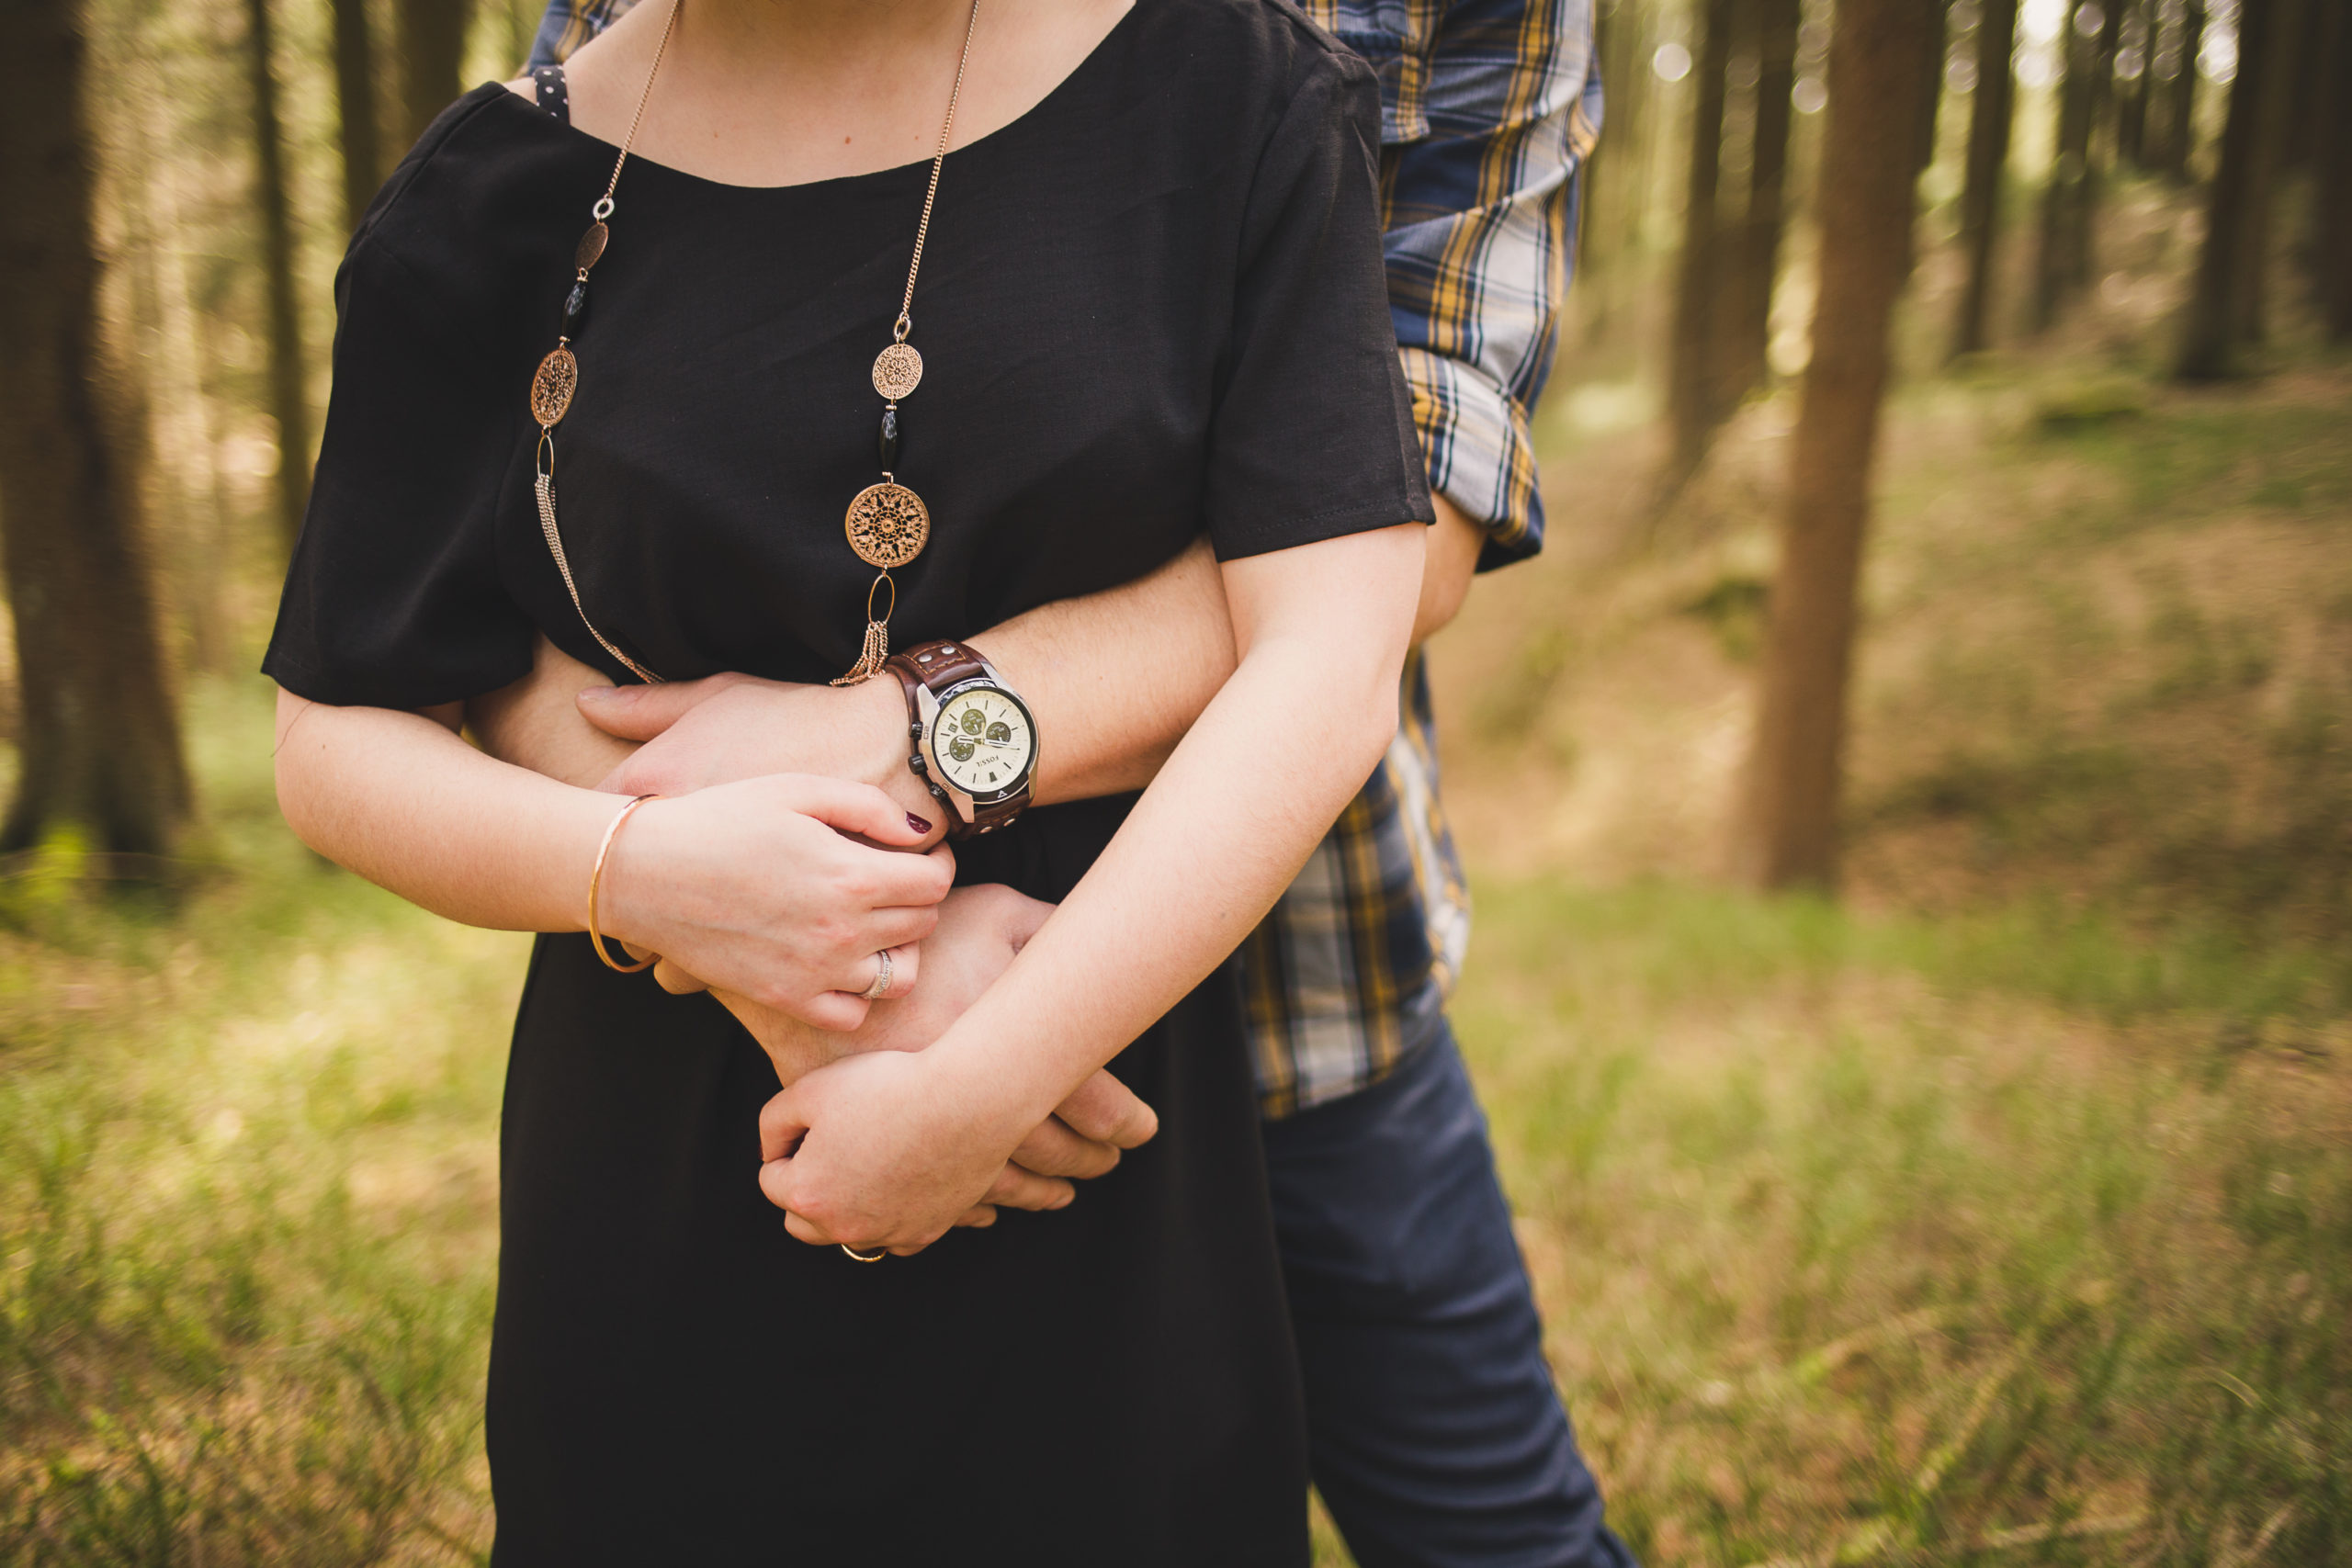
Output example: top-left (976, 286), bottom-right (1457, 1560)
top-left (835, 0), bottom-right (981, 683)
top-left (526, 0), bottom-right (983, 687)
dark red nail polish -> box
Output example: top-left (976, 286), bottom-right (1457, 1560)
top-left (908, 812), bottom-right (933, 834)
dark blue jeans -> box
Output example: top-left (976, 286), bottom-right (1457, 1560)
top-left (1261, 1029), bottom-right (1635, 1568)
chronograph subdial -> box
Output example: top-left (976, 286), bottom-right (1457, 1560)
top-left (930, 686), bottom-right (1036, 799)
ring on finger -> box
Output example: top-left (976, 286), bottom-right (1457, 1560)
top-left (859, 948), bottom-right (894, 1001)
top-left (841, 1243), bottom-right (888, 1262)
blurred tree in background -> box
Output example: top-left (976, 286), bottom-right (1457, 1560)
top-left (1950, 0), bottom-right (2018, 357)
top-left (330, 0), bottom-right (386, 229)
top-left (2151, 0), bottom-right (2205, 175)
top-left (1664, 0), bottom-right (1736, 489)
top-left (1734, 0), bottom-right (1933, 888)
top-left (0, 0), bottom-right (533, 859)
top-left (0, 0), bottom-right (189, 858)
top-left (399, 0), bottom-right (477, 147)
top-left (1720, 0), bottom-right (1802, 429)
top-left (245, 0), bottom-right (313, 551)
top-left (2319, 0), bottom-right (2352, 340)
top-left (2177, 0), bottom-right (2301, 375)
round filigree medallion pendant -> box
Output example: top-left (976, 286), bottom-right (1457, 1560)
top-left (844, 481), bottom-right (932, 570)
top-left (530, 347), bottom-right (579, 428)
top-left (871, 343), bottom-right (923, 401)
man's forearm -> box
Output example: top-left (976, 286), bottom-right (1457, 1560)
top-left (469, 631), bottom-right (636, 789)
top-left (970, 537), bottom-right (1233, 803)
top-left (979, 494), bottom-right (1482, 804)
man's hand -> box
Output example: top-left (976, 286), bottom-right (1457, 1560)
top-left (578, 671), bottom-right (943, 838)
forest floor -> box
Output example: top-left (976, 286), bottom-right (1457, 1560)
top-left (4, 207), bottom-right (2348, 1563)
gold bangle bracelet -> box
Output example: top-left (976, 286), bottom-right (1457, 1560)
top-left (587, 794), bottom-right (660, 974)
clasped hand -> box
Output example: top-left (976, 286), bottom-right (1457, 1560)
top-left (574, 669), bottom-right (1156, 1250)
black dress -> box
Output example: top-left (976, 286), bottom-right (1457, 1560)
top-left (264, 2), bottom-right (1430, 1562)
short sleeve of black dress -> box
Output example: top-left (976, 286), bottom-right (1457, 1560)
top-left (1206, 45), bottom-right (1432, 560)
top-left (262, 96), bottom-right (540, 710)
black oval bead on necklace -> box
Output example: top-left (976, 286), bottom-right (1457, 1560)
top-left (561, 278), bottom-right (590, 338)
top-left (877, 404), bottom-right (901, 470)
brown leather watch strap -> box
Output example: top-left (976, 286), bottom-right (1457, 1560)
top-left (896, 640), bottom-right (989, 692)
top-left (884, 640), bottom-right (1034, 840)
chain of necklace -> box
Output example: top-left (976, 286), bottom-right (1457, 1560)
top-left (526, 0), bottom-right (984, 686)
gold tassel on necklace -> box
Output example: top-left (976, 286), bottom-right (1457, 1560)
top-left (831, 573), bottom-right (896, 686)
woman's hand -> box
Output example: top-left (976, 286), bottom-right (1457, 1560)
top-left (597, 773), bottom-right (953, 1032)
top-left (712, 883), bottom-right (1055, 1075)
top-left (757, 1047), bottom-right (1048, 1256)
top-left (750, 885), bottom-right (1161, 1255)
top-left (711, 884), bottom-right (1161, 1237)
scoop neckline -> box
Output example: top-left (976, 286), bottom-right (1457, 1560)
top-left (500, 0), bottom-right (1141, 196)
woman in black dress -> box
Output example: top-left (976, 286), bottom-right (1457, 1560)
top-left (266, 0), bottom-right (1430, 1561)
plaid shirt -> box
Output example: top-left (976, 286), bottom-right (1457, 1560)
top-left (527, 0), bottom-right (1600, 1116)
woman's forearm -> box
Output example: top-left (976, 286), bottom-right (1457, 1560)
top-left (275, 687), bottom-right (952, 1026)
top-left (275, 690), bottom-right (616, 932)
top-left (928, 528), bottom-right (1422, 1133)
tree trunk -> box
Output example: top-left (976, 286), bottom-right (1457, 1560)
top-left (2032, 3), bottom-right (2093, 328)
top-left (2279, 0), bottom-right (2324, 170)
top-left (2157, 0), bottom-right (2204, 180)
top-left (332, 0), bottom-right (385, 230)
top-left (132, 78), bottom-right (236, 673)
top-left (398, 0), bottom-right (474, 150)
top-left (1665, 0), bottom-right (1737, 488)
top-left (2117, 0), bottom-right (2150, 165)
top-left (1914, 0), bottom-right (1950, 174)
top-left (1723, 0), bottom-right (1801, 402)
top-left (2069, 0), bottom-right (2124, 289)
top-left (1950, 0), bottom-right (2019, 358)
top-left (2177, 0), bottom-right (2299, 377)
top-left (2316, 0), bottom-right (2352, 340)
top-left (1578, 0), bottom-right (1654, 339)
top-left (2230, 0), bottom-right (2304, 344)
top-left (245, 0), bottom-right (312, 553)
top-left (0, 0), bottom-right (191, 857)
top-left (1736, 0), bottom-right (1931, 893)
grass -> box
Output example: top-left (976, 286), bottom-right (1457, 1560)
top-left (1457, 878), bottom-right (2347, 1565)
top-left (0, 680), bottom-right (521, 1565)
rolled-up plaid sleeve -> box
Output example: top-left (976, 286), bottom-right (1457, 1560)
top-left (527, 0), bottom-right (634, 67)
top-left (1383, 0), bottom-right (1600, 570)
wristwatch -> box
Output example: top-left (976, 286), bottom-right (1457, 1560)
top-left (884, 640), bottom-right (1039, 839)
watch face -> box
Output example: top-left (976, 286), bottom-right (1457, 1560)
top-left (932, 684), bottom-right (1035, 800)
